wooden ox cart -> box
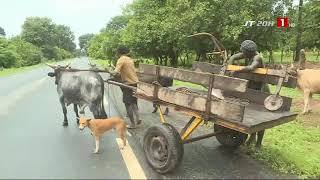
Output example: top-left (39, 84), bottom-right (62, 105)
top-left (115, 62), bottom-right (297, 174)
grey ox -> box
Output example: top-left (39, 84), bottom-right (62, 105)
top-left (47, 63), bottom-right (108, 126)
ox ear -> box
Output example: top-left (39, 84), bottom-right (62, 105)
top-left (87, 118), bottom-right (92, 121)
top-left (45, 63), bottom-right (56, 69)
top-left (47, 72), bottom-right (55, 77)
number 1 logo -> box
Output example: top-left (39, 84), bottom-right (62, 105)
top-left (277, 17), bottom-right (289, 28)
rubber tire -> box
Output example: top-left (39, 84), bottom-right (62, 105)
top-left (214, 124), bottom-right (248, 147)
top-left (143, 123), bottom-right (184, 174)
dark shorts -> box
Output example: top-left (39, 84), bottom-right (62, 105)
top-left (121, 84), bottom-right (137, 105)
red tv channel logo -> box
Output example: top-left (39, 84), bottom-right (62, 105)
top-left (277, 17), bottom-right (289, 28)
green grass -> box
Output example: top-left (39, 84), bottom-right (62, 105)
top-left (269, 85), bottom-right (320, 100)
top-left (0, 63), bottom-right (45, 77)
top-left (173, 80), bottom-right (206, 90)
top-left (0, 59), bottom-right (75, 77)
top-left (246, 121), bottom-right (320, 178)
top-left (91, 59), bottom-right (111, 67)
top-left (261, 51), bottom-right (319, 64)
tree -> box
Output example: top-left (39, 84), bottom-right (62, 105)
top-left (301, 0), bottom-right (320, 49)
top-left (9, 37), bottom-right (43, 66)
top-left (54, 25), bottom-right (76, 52)
top-left (21, 17), bottom-right (76, 60)
top-left (88, 0), bottom-right (299, 66)
top-left (79, 33), bottom-right (94, 51)
top-left (21, 17), bottom-right (56, 47)
top-left (0, 37), bottom-right (19, 68)
top-left (294, 0), bottom-right (304, 62)
top-left (87, 15), bottom-right (129, 62)
top-left (87, 33), bottom-right (108, 60)
top-left (0, 26), bottom-right (5, 36)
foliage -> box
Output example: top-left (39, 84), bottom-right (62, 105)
top-left (87, 15), bottom-right (129, 64)
top-left (79, 33), bottom-right (94, 51)
top-left (53, 24), bottom-right (76, 52)
top-left (248, 121), bottom-right (320, 178)
top-left (87, 33), bottom-right (108, 60)
top-left (9, 37), bottom-right (43, 66)
top-left (21, 17), bottom-right (76, 60)
top-left (0, 26), bottom-right (5, 36)
top-left (87, 0), bottom-right (320, 66)
top-left (0, 37), bottom-right (19, 68)
top-left (301, 0), bottom-right (320, 49)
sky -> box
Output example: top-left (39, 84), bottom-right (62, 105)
top-left (0, 0), bottom-right (132, 47)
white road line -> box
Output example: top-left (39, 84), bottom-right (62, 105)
top-left (0, 77), bottom-right (48, 116)
top-left (116, 138), bottom-right (146, 180)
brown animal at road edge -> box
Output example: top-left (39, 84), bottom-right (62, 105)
top-left (79, 116), bottom-right (126, 154)
top-left (288, 64), bottom-right (320, 114)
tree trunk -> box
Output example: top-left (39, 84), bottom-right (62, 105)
top-left (269, 48), bottom-right (274, 64)
top-left (299, 49), bottom-right (306, 69)
top-left (280, 47), bottom-right (284, 63)
top-left (294, 0), bottom-right (304, 62)
top-left (293, 51), bottom-right (296, 62)
top-left (195, 52), bottom-right (200, 62)
top-left (316, 50), bottom-right (320, 61)
top-left (164, 56), bottom-right (168, 66)
top-left (153, 55), bottom-right (159, 65)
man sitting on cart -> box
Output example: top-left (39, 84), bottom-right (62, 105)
top-left (228, 40), bottom-right (269, 148)
top-left (106, 45), bottom-right (141, 129)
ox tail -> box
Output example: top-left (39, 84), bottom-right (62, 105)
top-left (100, 83), bottom-right (108, 118)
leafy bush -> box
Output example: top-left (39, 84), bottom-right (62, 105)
top-left (0, 37), bottom-right (19, 68)
top-left (56, 47), bottom-right (73, 60)
top-left (9, 38), bottom-right (43, 66)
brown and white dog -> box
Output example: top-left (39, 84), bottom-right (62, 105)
top-left (79, 116), bottom-right (126, 153)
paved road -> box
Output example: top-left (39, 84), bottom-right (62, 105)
top-left (0, 58), bottom-right (293, 179)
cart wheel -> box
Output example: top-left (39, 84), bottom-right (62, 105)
top-left (143, 123), bottom-right (184, 174)
top-left (214, 124), bottom-right (248, 147)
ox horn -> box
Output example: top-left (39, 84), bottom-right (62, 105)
top-left (45, 63), bottom-right (56, 69)
top-left (65, 63), bottom-right (71, 68)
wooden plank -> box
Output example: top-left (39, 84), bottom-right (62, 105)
top-left (223, 89), bottom-right (292, 111)
top-left (139, 64), bottom-right (248, 92)
top-left (139, 64), bottom-right (211, 85)
top-left (137, 82), bottom-right (245, 121)
top-left (192, 62), bottom-right (297, 88)
top-left (211, 104), bottom-right (297, 134)
top-left (228, 65), bottom-right (268, 75)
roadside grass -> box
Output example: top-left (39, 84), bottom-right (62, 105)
top-left (246, 121), bottom-right (320, 178)
top-left (262, 51), bottom-right (319, 64)
top-left (173, 80), bottom-right (206, 90)
top-left (0, 59), bottom-right (75, 77)
top-left (91, 59), bottom-right (111, 67)
top-left (0, 63), bottom-right (44, 77)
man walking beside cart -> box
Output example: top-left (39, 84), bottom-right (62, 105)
top-left (106, 45), bottom-right (141, 129)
